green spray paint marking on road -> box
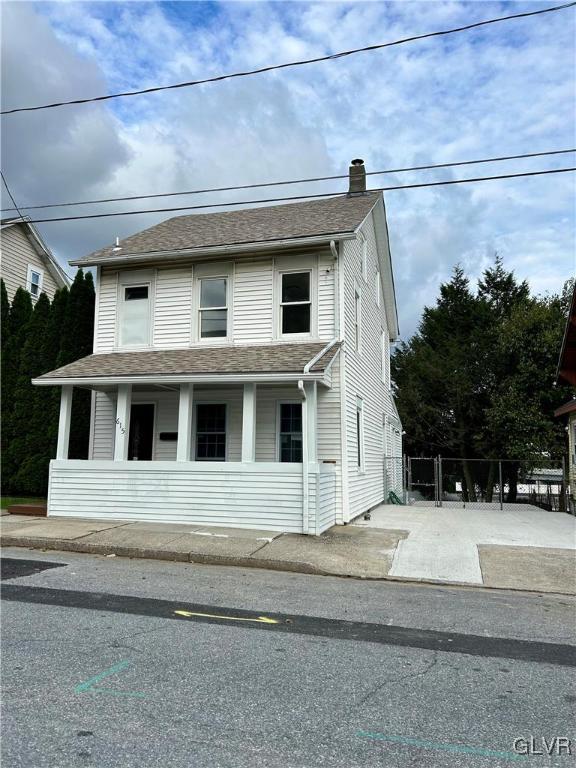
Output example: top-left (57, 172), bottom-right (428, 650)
top-left (74, 661), bottom-right (145, 698)
top-left (358, 731), bottom-right (526, 761)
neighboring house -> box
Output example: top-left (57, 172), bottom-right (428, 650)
top-left (1, 216), bottom-right (70, 301)
top-left (555, 281), bottom-right (576, 510)
top-left (33, 159), bottom-right (402, 534)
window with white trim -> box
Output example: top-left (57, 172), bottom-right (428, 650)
top-left (199, 277), bottom-right (228, 338)
top-left (354, 284), bottom-right (361, 352)
top-left (375, 271), bottom-right (381, 307)
top-left (119, 284), bottom-right (150, 347)
top-left (381, 329), bottom-right (386, 383)
top-left (195, 403), bottom-right (226, 461)
top-left (27, 265), bottom-right (43, 298)
top-left (356, 397), bottom-right (365, 471)
top-left (278, 402), bottom-right (303, 462)
top-left (280, 271), bottom-right (311, 335)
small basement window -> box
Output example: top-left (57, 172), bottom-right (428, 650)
top-left (200, 278), bottom-right (228, 338)
top-left (281, 271), bottom-right (311, 335)
top-left (119, 284), bottom-right (150, 347)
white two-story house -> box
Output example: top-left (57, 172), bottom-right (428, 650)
top-left (33, 160), bottom-right (402, 535)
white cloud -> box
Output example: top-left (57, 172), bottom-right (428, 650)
top-left (1, 0), bottom-right (574, 336)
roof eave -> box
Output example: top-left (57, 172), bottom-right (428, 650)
top-left (70, 232), bottom-right (358, 268)
top-left (32, 371), bottom-right (326, 386)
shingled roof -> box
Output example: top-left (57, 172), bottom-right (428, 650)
top-left (34, 342), bottom-right (341, 382)
top-left (70, 192), bottom-right (380, 266)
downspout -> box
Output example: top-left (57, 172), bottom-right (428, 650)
top-left (332, 239), bottom-right (350, 523)
top-left (298, 379), bottom-right (309, 535)
top-left (330, 240), bottom-right (340, 338)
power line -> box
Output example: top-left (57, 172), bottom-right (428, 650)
top-left (0, 171), bottom-right (26, 220)
top-left (2, 2), bottom-right (574, 116)
top-left (1, 148), bottom-right (574, 213)
top-left (23, 166), bottom-right (576, 224)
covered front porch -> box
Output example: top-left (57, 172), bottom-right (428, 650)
top-left (45, 376), bottom-right (338, 535)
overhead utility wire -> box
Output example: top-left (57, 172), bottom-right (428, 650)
top-left (2, 1), bottom-right (574, 115)
top-left (2, 148), bottom-right (574, 213)
top-left (0, 171), bottom-right (26, 220)
top-left (23, 167), bottom-right (576, 224)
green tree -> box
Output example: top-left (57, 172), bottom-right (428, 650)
top-left (392, 257), bottom-right (571, 503)
top-left (57, 270), bottom-right (95, 459)
top-left (1, 288), bottom-right (33, 492)
top-left (10, 293), bottom-right (52, 494)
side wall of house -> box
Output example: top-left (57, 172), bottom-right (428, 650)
top-left (1, 225), bottom-right (60, 302)
top-left (341, 210), bottom-right (400, 521)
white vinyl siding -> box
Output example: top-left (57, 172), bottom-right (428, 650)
top-left (94, 268), bottom-right (118, 353)
top-left (318, 251), bottom-right (336, 338)
top-left (233, 259), bottom-right (274, 343)
top-left (341, 214), bottom-right (401, 521)
top-left (1, 224), bottom-right (60, 302)
top-left (153, 267), bottom-right (193, 348)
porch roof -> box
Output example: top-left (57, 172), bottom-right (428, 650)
top-left (33, 341), bottom-right (341, 385)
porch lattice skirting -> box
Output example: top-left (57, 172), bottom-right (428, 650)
top-left (48, 460), bottom-right (336, 535)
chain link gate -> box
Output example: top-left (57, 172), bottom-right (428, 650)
top-left (397, 456), bottom-right (569, 512)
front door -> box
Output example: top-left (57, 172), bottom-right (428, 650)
top-left (128, 404), bottom-right (155, 460)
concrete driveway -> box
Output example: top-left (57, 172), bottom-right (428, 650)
top-left (353, 504), bottom-right (576, 591)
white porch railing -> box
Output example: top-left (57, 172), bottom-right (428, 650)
top-left (48, 460), bottom-right (336, 535)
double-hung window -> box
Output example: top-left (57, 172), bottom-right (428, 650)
top-left (119, 284), bottom-right (150, 347)
top-left (280, 271), bottom-right (311, 335)
top-left (278, 403), bottom-right (302, 462)
top-left (27, 266), bottom-right (43, 298)
top-left (199, 277), bottom-right (228, 339)
top-left (196, 404), bottom-right (226, 460)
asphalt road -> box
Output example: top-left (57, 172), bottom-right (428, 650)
top-left (1, 548), bottom-right (575, 768)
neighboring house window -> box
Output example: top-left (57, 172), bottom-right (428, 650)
top-left (196, 404), bottom-right (226, 461)
top-left (280, 271), bottom-right (311, 335)
top-left (119, 284), bottom-right (150, 347)
top-left (360, 234), bottom-right (368, 281)
top-left (356, 397), bottom-right (365, 471)
top-left (27, 265), bottom-right (43, 298)
top-left (278, 403), bottom-right (303, 462)
top-left (381, 330), bottom-right (386, 383)
top-left (199, 277), bottom-right (228, 338)
top-left (354, 284), bottom-right (361, 352)
top-left (375, 271), bottom-right (381, 307)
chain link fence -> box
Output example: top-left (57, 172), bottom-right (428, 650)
top-left (385, 455), bottom-right (570, 512)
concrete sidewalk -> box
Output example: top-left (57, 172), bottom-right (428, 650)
top-left (1, 512), bottom-right (575, 593)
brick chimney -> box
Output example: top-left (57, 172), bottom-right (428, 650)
top-left (348, 158), bottom-right (366, 195)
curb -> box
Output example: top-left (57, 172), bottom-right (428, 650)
top-left (2, 534), bottom-right (575, 596)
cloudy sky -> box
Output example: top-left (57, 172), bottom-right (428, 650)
top-left (2, 0), bottom-right (575, 338)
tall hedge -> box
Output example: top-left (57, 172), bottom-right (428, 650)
top-left (1, 271), bottom-right (94, 496)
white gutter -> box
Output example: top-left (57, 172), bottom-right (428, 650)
top-left (303, 337), bottom-right (339, 374)
top-left (298, 379), bottom-right (309, 535)
top-left (336, 236), bottom-right (349, 522)
top-left (32, 371), bottom-right (325, 387)
top-left (69, 233), bottom-right (358, 268)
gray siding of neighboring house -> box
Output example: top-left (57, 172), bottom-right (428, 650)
top-left (1, 224), bottom-right (61, 302)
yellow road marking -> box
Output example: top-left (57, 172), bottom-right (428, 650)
top-left (174, 609), bottom-right (279, 624)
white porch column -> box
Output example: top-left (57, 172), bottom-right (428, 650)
top-left (114, 384), bottom-right (132, 461)
top-left (177, 383), bottom-right (194, 461)
top-left (304, 380), bottom-right (318, 465)
top-left (56, 385), bottom-right (73, 460)
top-left (241, 383), bottom-right (257, 463)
